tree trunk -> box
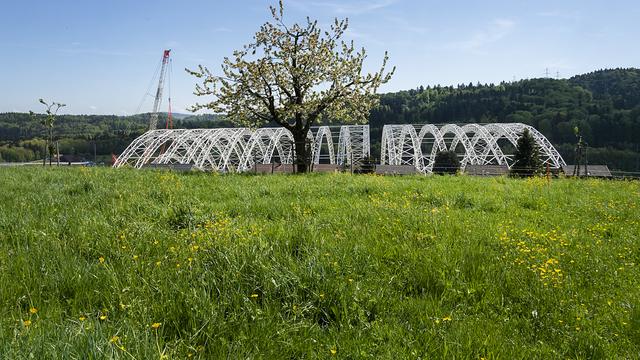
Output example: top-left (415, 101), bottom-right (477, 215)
top-left (292, 129), bottom-right (310, 173)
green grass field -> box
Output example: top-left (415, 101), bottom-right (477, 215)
top-left (0, 168), bottom-right (638, 359)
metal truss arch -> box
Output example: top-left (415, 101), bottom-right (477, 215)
top-left (380, 123), bottom-right (566, 174)
top-left (115, 123), bottom-right (562, 174)
top-left (115, 125), bottom-right (370, 172)
top-left (312, 126), bottom-right (336, 165)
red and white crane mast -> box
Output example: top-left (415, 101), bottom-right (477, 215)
top-left (148, 49), bottom-right (171, 130)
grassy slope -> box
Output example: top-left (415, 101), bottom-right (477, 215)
top-left (0, 168), bottom-right (638, 359)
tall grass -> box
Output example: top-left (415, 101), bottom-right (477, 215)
top-left (0, 167), bottom-right (638, 358)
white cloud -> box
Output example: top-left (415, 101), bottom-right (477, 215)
top-left (536, 10), bottom-right (582, 20)
top-left (212, 27), bottom-right (232, 33)
top-left (449, 19), bottom-right (516, 53)
top-left (290, 0), bottom-right (398, 15)
top-left (343, 27), bottom-right (385, 46)
top-left (384, 15), bottom-right (429, 35)
top-left (89, 105), bottom-right (97, 110)
top-left (57, 48), bottom-right (131, 57)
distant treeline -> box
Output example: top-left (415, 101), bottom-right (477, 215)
top-left (1, 68), bottom-right (639, 171)
top-left (0, 113), bottom-right (226, 163)
top-left (369, 68), bottom-right (640, 172)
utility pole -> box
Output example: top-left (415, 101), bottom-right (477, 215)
top-left (573, 127), bottom-right (588, 177)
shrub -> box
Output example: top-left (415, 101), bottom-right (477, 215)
top-left (432, 150), bottom-right (460, 175)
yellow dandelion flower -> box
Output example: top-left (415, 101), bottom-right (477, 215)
top-left (99, 256), bottom-right (105, 264)
top-left (330, 347), bottom-right (337, 356)
top-left (250, 293), bottom-right (259, 299)
top-left (319, 293), bottom-right (325, 299)
top-left (133, 255), bottom-right (139, 260)
top-left (23, 319), bottom-right (32, 327)
top-left (442, 315), bottom-right (452, 321)
top-left (79, 315), bottom-right (86, 321)
top-left (100, 315), bottom-right (107, 321)
top-left (110, 335), bottom-right (120, 344)
top-left (151, 322), bottom-right (162, 329)
top-left (29, 307), bottom-right (38, 314)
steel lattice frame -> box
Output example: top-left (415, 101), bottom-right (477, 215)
top-left (381, 123), bottom-right (566, 173)
top-left (114, 125), bottom-right (370, 172)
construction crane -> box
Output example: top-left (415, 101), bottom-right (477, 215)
top-left (148, 49), bottom-right (171, 131)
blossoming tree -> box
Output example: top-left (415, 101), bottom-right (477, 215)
top-left (187, 1), bottom-right (394, 172)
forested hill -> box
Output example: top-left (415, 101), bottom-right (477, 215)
top-left (369, 68), bottom-right (640, 171)
top-left (1, 68), bottom-right (639, 171)
top-left (0, 113), bottom-right (228, 163)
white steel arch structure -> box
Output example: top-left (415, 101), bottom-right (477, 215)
top-left (381, 123), bottom-right (566, 174)
top-left (238, 127), bottom-right (296, 172)
top-left (312, 126), bottom-right (336, 165)
top-left (337, 125), bottom-right (370, 166)
top-left (114, 125), bottom-right (370, 172)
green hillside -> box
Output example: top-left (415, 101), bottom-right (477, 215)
top-left (370, 68), bottom-right (640, 172)
top-left (1, 68), bottom-right (639, 171)
top-left (0, 113), bottom-right (227, 163)
top-left (0, 168), bottom-right (638, 358)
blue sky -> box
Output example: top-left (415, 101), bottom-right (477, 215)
top-left (2, 0), bottom-right (638, 115)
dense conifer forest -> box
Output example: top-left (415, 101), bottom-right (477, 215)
top-left (369, 68), bottom-right (640, 172)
